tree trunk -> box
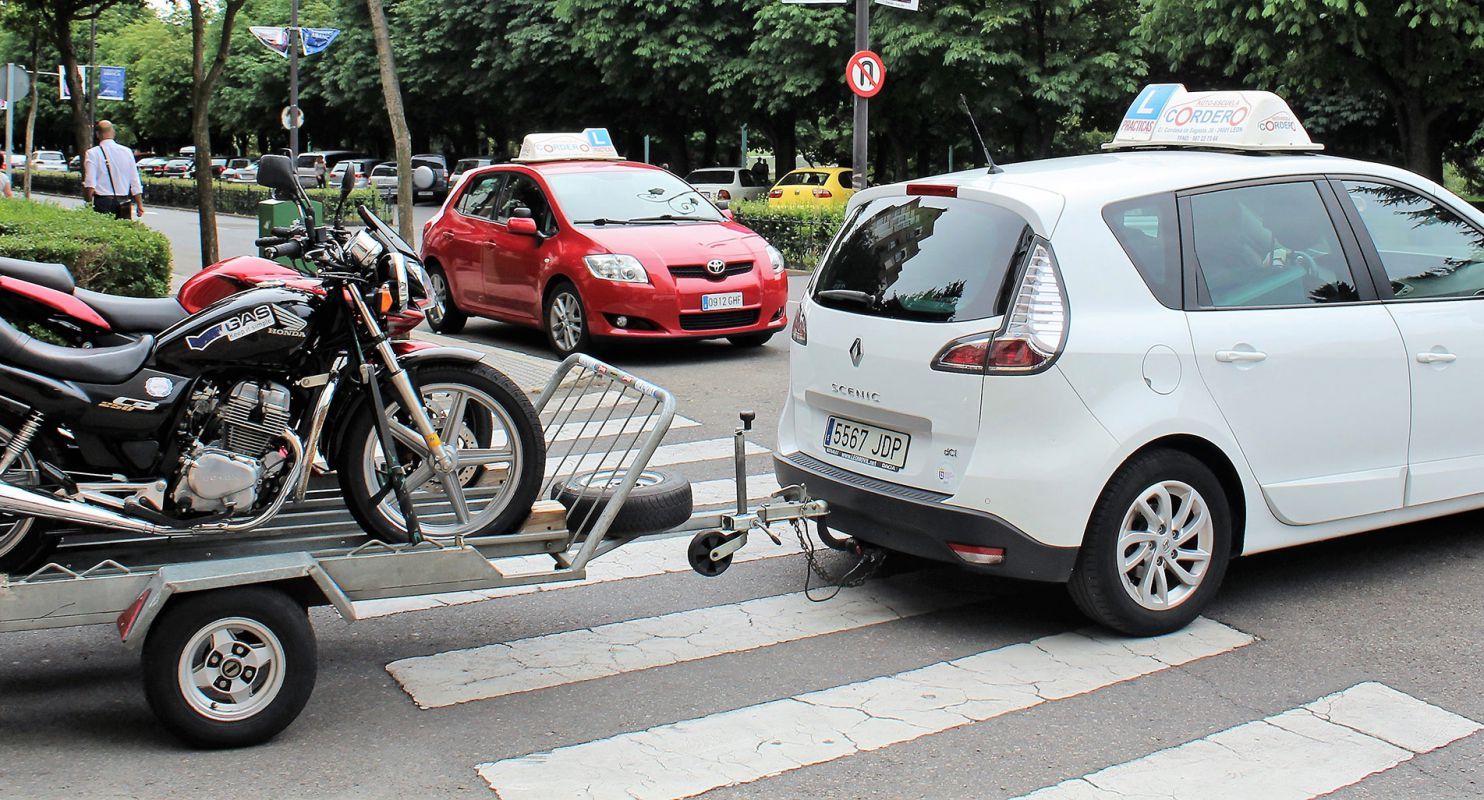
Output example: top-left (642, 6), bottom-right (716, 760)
top-left (1396, 98), bottom-right (1443, 183)
top-left (50, 18), bottom-right (90, 168)
top-left (366, 0), bottom-right (414, 240)
top-left (766, 111), bottom-right (797, 180)
top-left (23, 34), bottom-right (39, 199)
top-left (187, 0), bottom-right (248, 267)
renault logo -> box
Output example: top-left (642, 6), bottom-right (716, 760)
top-left (705, 259), bottom-right (727, 276)
top-left (849, 338), bottom-right (863, 367)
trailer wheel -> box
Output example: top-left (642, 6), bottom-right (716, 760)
top-left (142, 587), bottom-right (317, 748)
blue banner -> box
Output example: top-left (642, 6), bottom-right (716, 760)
top-left (98, 66), bottom-right (125, 101)
top-left (300, 28), bottom-right (340, 56)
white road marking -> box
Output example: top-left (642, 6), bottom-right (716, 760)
top-left (476, 618), bottom-right (1255, 800)
top-left (1016, 682), bottom-right (1482, 800)
top-left (689, 473), bottom-right (782, 507)
top-left (352, 523), bottom-right (806, 618)
top-left (388, 575), bottom-right (976, 708)
top-left (547, 414), bottom-right (699, 443)
top-left (545, 437), bottom-right (768, 480)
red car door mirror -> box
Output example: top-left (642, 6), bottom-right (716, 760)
top-left (508, 216), bottom-right (540, 236)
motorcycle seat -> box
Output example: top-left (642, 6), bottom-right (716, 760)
top-left (75, 288), bottom-right (189, 333)
top-left (0, 257), bottom-right (75, 295)
top-left (0, 315), bottom-right (153, 385)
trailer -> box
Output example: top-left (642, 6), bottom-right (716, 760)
top-left (0, 355), bottom-right (827, 747)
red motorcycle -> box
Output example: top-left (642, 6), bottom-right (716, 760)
top-left (0, 245), bottom-right (425, 344)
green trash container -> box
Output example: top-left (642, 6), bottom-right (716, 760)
top-left (257, 199), bottom-right (323, 267)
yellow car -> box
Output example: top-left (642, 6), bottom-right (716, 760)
top-left (767, 167), bottom-right (855, 207)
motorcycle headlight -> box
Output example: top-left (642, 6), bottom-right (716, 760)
top-left (766, 244), bottom-right (786, 275)
top-left (584, 254), bottom-right (650, 284)
top-left (404, 257), bottom-right (444, 326)
top-left (382, 252), bottom-right (410, 313)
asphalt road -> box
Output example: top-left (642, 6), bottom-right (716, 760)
top-left (1, 203), bottom-right (1481, 799)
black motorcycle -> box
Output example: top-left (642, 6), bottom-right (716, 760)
top-left (0, 154), bottom-right (545, 574)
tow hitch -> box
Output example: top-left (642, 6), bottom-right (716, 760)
top-left (687, 411), bottom-right (850, 582)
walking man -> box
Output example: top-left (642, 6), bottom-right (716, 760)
top-left (82, 120), bottom-right (144, 220)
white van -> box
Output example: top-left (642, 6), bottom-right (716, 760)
top-left (778, 85), bottom-right (1484, 635)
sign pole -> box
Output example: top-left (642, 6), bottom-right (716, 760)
top-left (4, 65), bottom-right (13, 185)
top-left (851, 0), bottom-right (869, 190)
top-left (289, 0), bottom-right (300, 158)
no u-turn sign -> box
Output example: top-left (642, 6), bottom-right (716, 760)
top-left (846, 50), bottom-right (885, 99)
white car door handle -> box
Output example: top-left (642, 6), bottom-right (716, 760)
top-left (1215, 350), bottom-right (1267, 363)
top-left (1417, 352), bottom-right (1457, 364)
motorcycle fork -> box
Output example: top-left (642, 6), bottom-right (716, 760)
top-left (345, 289), bottom-right (439, 544)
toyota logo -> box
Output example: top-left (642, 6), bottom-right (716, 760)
top-left (705, 259), bottom-right (727, 276)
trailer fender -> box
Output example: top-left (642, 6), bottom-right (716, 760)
top-left (119, 552), bottom-right (354, 649)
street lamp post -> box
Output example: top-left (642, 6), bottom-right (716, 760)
top-left (289, 0), bottom-right (300, 158)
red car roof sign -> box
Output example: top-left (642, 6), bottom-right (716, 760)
top-left (514, 128), bottom-right (622, 163)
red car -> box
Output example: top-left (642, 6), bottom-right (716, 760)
top-left (420, 153), bottom-right (789, 357)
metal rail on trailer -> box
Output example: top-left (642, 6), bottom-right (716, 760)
top-left (0, 355), bottom-right (830, 747)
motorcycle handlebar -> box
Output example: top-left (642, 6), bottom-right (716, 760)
top-left (270, 226), bottom-right (297, 237)
top-left (264, 240), bottom-right (304, 260)
top-left (254, 236), bottom-right (287, 248)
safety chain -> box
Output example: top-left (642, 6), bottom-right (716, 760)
top-left (792, 518), bottom-right (885, 602)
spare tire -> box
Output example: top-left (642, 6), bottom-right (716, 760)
top-left (552, 469), bottom-right (694, 536)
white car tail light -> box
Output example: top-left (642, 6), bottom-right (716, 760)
top-left (931, 241), bottom-right (1067, 375)
top-left (791, 309), bottom-right (807, 345)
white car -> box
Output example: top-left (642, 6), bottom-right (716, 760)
top-left (29, 151), bottom-right (68, 172)
top-left (777, 85), bottom-right (1484, 636)
top-left (685, 167), bottom-right (769, 205)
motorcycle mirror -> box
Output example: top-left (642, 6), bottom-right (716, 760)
top-left (256, 154), bottom-right (297, 195)
top-left (412, 165), bottom-right (436, 191)
top-left (339, 162), bottom-right (356, 198)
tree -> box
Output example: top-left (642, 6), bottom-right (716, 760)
top-left (1140, 0), bottom-right (1484, 182)
top-left (14, 0), bottom-right (135, 161)
top-left (185, 0), bottom-right (248, 266)
top-left (364, 0), bottom-right (413, 239)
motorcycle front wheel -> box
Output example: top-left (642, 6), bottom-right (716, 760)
top-left (337, 363), bottom-right (545, 542)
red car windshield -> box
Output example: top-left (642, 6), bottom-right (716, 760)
top-left (545, 168), bottom-right (724, 225)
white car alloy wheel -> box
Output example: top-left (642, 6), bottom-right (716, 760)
top-left (1116, 480), bottom-right (1214, 611)
top-left (549, 291), bottom-right (584, 354)
top-left (176, 617), bottom-right (287, 723)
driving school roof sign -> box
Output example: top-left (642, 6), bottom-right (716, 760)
top-left (514, 129), bottom-right (622, 163)
top-left (1105, 84), bottom-right (1322, 152)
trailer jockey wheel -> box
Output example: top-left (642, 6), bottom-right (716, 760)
top-left (688, 531), bottom-right (734, 577)
top-left (142, 586), bottom-right (317, 748)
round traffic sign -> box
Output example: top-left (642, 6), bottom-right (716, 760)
top-left (280, 105), bottom-right (304, 130)
top-left (846, 50), bottom-right (886, 99)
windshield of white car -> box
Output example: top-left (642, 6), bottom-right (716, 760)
top-left (546, 168), bottom-right (724, 225)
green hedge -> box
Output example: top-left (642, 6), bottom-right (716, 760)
top-left (24, 171), bottom-right (384, 217)
top-left (732, 200), bottom-right (844, 271)
top-left (0, 199), bottom-right (172, 297)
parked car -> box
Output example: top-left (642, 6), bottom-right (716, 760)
top-left (412, 153), bottom-right (450, 200)
top-left (778, 84), bottom-right (1484, 637)
top-left (295, 150), bottom-right (367, 188)
top-left (221, 157), bottom-right (257, 183)
top-left (420, 130), bottom-right (790, 357)
top-left (137, 156), bottom-right (171, 177)
top-left (768, 167), bottom-right (854, 207)
top-left (370, 156), bottom-right (450, 202)
top-left (161, 158), bottom-right (194, 179)
top-left (208, 157), bottom-right (229, 179)
top-left (451, 156), bottom-right (496, 185)
top-left (67, 154), bottom-right (81, 172)
top-left (328, 158), bottom-right (381, 190)
top-left (29, 151), bottom-right (68, 172)
top-left (684, 167), bottom-right (769, 204)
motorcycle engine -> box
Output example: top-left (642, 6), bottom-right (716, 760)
top-left (172, 381), bottom-right (293, 514)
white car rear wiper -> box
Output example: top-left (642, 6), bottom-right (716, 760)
top-left (815, 289), bottom-right (882, 310)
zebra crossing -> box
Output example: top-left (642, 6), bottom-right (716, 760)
top-left (342, 414), bottom-right (1481, 799)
